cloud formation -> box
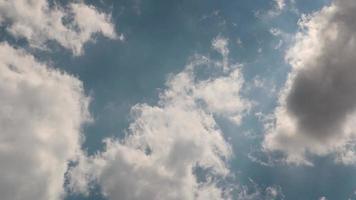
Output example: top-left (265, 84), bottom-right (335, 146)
top-left (0, 43), bottom-right (90, 200)
top-left (69, 37), bottom-right (251, 200)
top-left (264, 0), bottom-right (356, 165)
top-left (0, 0), bottom-right (117, 55)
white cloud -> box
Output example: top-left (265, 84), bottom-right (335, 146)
top-left (269, 28), bottom-right (292, 50)
top-left (69, 37), bottom-right (251, 200)
top-left (255, 0), bottom-right (298, 20)
top-left (275, 0), bottom-right (286, 11)
top-left (212, 36), bottom-right (230, 71)
top-left (263, 0), bottom-right (286, 18)
top-left (236, 37), bottom-right (243, 47)
top-left (263, 0), bottom-right (356, 165)
top-left (0, 43), bottom-right (90, 200)
top-left (194, 69), bottom-right (249, 124)
top-left (0, 0), bottom-right (117, 55)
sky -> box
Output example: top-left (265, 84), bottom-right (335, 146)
top-left (4, 0), bottom-right (356, 200)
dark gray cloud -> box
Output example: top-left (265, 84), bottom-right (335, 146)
top-left (287, 39), bottom-right (356, 139)
top-left (264, 0), bottom-right (356, 164)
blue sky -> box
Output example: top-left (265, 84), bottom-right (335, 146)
top-left (3, 0), bottom-right (356, 200)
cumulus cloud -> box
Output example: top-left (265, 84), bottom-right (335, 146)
top-left (69, 37), bottom-right (251, 200)
top-left (0, 43), bottom-right (90, 200)
top-left (263, 0), bottom-right (356, 165)
top-left (0, 0), bottom-right (117, 55)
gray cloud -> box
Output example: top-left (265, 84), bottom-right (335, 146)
top-left (264, 0), bottom-right (356, 164)
top-left (286, 53), bottom-right (356, 139)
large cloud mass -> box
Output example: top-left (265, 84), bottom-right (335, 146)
top-left (0, 0), bottom-right (117, 55)
top-left (69, 37), bottom-right (251, 200)
top-left (0, 43), bottom-right (90, 200)
top-left (264, 0), bottom-right (356, 165)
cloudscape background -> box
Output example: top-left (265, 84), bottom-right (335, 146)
top-left (4, 0), bottom-right (356, 199)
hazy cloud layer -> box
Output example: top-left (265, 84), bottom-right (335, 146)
top-left (0, 43), bottom-right (90, 200)
top-left (0, 0), bottom-right (117, 55)
top-left (264, 0), bottom-right (356, 165)
top-left (69, 37), bottom-right (251, 200)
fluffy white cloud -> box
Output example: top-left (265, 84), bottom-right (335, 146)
top-left (0, 0), bottom-right (117, 55)
top-left (194, 69), bottom-right (249, 124)
top-left (69, 37), bottom-right (251, 200)
top-left (0, 43), bottom-right (90, 200)
top-left (263, 0), bottom-right (356, 165)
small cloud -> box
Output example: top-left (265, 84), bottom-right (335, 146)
top-left (118, 33), bottom-right (125, 41)
top-left (275, 0), bottom-right (286, 11)
top-left (236, 37), bottom-right (243, 47)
